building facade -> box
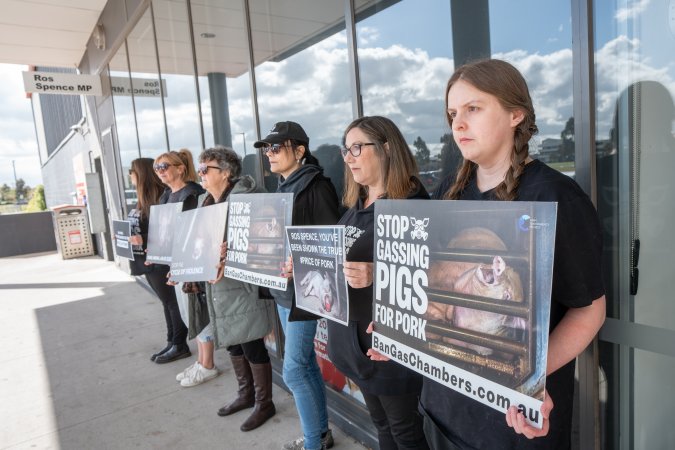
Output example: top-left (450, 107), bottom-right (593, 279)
top-left (27, 1), bottom-right (675, 448)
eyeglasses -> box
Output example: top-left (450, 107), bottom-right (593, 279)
top-left (341, 142), bottom-right (375, 158)
top-left (153, 162), bottom-right (173, 173)
top-left (261, 143), bottom-right (292, 156)
top-left (197, 164), bottom-right (221, 176)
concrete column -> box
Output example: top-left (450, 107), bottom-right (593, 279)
top-left (450, 0), bottom-right (491, 67)
top-left (207, 72), bottom-right (232, 147)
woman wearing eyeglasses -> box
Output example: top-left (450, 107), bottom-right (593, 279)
top-left (326, 116), bottom-right (430, 450)
top-left (150, 149), bottom-right (205, 364)
top-left (253, 121), bottom-right (340, 450)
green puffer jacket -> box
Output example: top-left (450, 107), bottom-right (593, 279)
top-left (204, 175), bottom-right (274, 349)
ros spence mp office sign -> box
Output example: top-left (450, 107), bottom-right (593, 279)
top-left (22, 71), bottom-right (103, 96)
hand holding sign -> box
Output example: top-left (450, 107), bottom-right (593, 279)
top-left (128, 235), bottom-right (143, 246)
top-left (506, 389), bottom-right (553, 439)
top-left (343, 261), bottom-right (373, 289)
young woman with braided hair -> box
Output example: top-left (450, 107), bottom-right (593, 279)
top-left (419, 59), bottom-right (606, 449)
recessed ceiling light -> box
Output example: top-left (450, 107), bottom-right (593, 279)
top-left (200, 32), bottom-right (216, 38)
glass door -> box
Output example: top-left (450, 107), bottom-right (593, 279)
top-left (594, 1), bottom-right (675, 449)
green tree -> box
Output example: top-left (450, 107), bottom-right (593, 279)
top-left (0, 183), bottom-right (10, 202)
top-left (560, 117), bottom-right (575, 162)
top-left (26, 185), bottom-right (47, 212)
top-left (413, 136), bottom-right (430, 167)
top-left (15, 178), bottom-right (26, 201)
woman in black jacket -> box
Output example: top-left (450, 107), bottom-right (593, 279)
top-left (327, 116), bottom-right (430, 450)
top-left (151, 149), bottom-right (204, 364)
top-left (253, 121), bottom-right (340, 450)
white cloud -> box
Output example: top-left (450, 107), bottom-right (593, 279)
top-left (0, 64), bottom-right (43, 187)
top-left (615, 0), bottom-right (650, 22)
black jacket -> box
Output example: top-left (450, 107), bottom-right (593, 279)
top-left (327, 178), bottom-right (429, 395)
top-left (159, 181), bottom-right (205, 211)
top-left (270, 164), bottom-right (341, 309)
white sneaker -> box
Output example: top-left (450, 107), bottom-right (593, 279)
top-left (180, 364), bottom-right (219, 387)
top-left (176, 361), bottom-right (199, 382)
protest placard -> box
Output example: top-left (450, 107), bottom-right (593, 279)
top-left (287, 226), bottom-right (348, 325)
top-left (146, 202), bottom-right (183, 264)
top-left (371, 200), bottom-right (556, 428)
top-left (113, 219), bottom-right (134, 260)
top-left (222, 193), bottom-right (293, 290)
top-left (169, 202), bottom-right (228, 282)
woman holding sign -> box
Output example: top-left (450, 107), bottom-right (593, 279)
top-left (418, 59), bottom-right (606, 449)
top-left (127, 157), bottom-right (184, 363)
top-left (254, 121), bottom-right (340, 450)
top-left (153, 149), bottom-right (205, 364)
top-left (327, 116), bottom-right (430, 450)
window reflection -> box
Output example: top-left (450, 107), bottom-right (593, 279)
top-left (191, 0), bottom-right (257, 177)
top-left (153, 0), bottom-right (203, 156)
top-left (126, 7), bottom-right (167, 160)
top-left (109, 43), bottom-right (140, 213)
top-left (250, 0), bottom-right (351, 194)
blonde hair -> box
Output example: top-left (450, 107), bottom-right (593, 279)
top-left (342, 116), bottom-right (419, 208)
top-left (443, 59), bottom-right (538, 200)
top-left (154, 149), bottom-right (198, 183)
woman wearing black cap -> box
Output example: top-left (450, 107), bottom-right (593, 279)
top-left (254, 121), bottom-right (340, 450)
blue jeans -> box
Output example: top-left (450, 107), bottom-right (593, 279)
top-left (277, 305), bottom-right (328, 450)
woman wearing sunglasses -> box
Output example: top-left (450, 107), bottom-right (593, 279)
top-left (150, 149), bottom-right (205, 364)
top-left (253, 121), bottom-right (340, 450)
top-left (326, 116), bottom-right (430, 450)
top-left (127, 158), bottom-right (181, 363)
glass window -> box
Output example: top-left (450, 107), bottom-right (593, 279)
top-left (191, 0), bottom-right (257, 177)
top-left (126, 7), bottom-right (168, 160)
top-left (153, 0), bottom-right (204, 157)
top-left (356, 1), bottom-right (574, 193)
top-left (250, 0), bottom-right (352, 195)
top-left (355, 0), bottom-right (453, 193)
top-left (108, 43), bottom-right (140, 212)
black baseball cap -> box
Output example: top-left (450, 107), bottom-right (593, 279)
top-left (253, 121), bottom-right (309, 148)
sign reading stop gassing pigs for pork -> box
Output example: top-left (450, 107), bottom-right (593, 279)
top-left (371, 200), bottom-right (557, 428)
top-left (287, 226), bottom-right (349, 325)
top-left (222, 193), bottom-right (293, 290)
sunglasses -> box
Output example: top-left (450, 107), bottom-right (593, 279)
top-left (153, 162), bottom-right (173, 173)
top-left (340, 142), bottom-right (375, 158)
top-left (261, 143), bottom-right (292, 156)
top-left (197, 164), bottom-right (221, 176)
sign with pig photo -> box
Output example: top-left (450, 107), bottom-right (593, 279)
top-left (169, 202), bottom-right (228, 282)
top-left (147, 202), bottom-right (183, 264)
top-left (222, 193), bottom-right (293, 290)
top-left (371, 200), bottom-right (557, 429)
top-left (287, 226), bottom-right (349, 325)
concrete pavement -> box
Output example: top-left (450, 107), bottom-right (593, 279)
top-left (0, 252), bottom-right (369, 450)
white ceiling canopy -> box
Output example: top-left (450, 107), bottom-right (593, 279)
top-left (0, 0), bottom-right (108, 68)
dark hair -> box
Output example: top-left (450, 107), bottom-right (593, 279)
top-left (443, 59), bottom-right (538, 200)
top-left (342, 116), bottom-right (419, 207)
top-left (199, 146), bottom-right (242, 182)
top-left (292, 140), bottom-right (320, 166)
top-left (155, 148), bottom-right (198, 183)
top-left (131, 157), bottom-right (165, 218)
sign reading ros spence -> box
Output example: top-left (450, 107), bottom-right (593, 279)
top-left (371, 200), bottom-right (557, 429)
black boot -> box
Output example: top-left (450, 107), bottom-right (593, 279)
top-left (150, 342), bottom-right (172, 362)
top-left (155, 344), bottom-right (191, 364)
top-left (240, 362), bottom-right (276, 431)
top-left (218, 355), bottom-right (255, 416)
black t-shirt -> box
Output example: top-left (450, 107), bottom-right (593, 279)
top-left (422, 160), bottom-right (605, 449)
top-left (327, 179), bottom-right (429, 395)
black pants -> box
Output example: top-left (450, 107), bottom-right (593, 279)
top-left (227, 338), bottom-right (270, 364)
top-left (145, 265), bottom-right (187, 346)
top-left (362, 391), bottom-right (430, 450)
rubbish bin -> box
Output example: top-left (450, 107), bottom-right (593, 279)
top-left (52, 205), bottom-right (94, 259)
